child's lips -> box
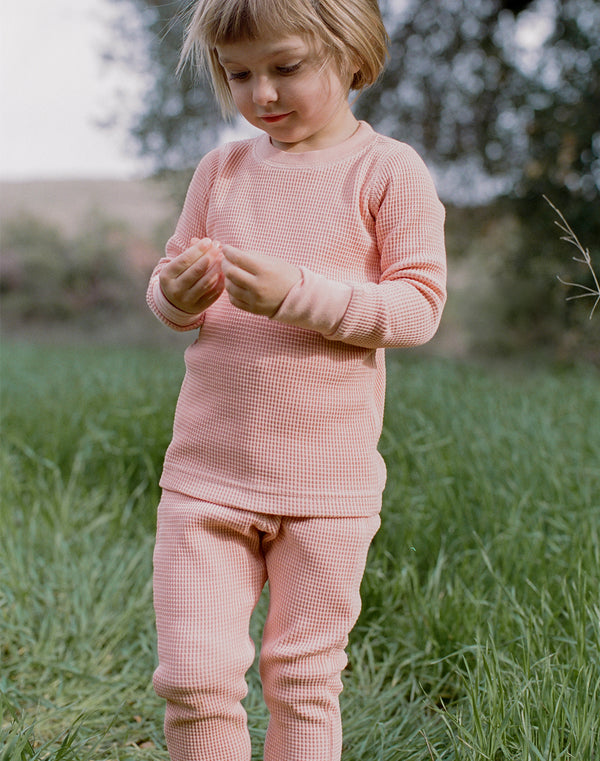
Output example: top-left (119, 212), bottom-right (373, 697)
top-left (260, 112), bottom-right (291, 123)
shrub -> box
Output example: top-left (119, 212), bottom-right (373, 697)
top-left (0, 212), bottom-right (146, 328)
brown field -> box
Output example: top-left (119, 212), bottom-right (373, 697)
top-left (0, 177), bottom-right (177, 239)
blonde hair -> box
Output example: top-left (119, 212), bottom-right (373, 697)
top-left (179, 0), bottom-right (389, 116)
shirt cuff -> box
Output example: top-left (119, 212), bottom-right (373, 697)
top-left (272, 267), bottom-right (352, 337)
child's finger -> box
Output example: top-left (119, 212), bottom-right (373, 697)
top-left (221, 256), bottom-right (253, 288)
top-left (223, 277), bottom-right (247, 303)
top-left (202, 256), bottom-right (224, 283)
top-left (167, 249), bottom-right (207, 277)
top-left (182, 253), bottom-right (224, 294)
top-left (169, 241), bottom-right (220, 279)
top-left (222, 245), bottom-right (261, 275)
top-left (188, 264), bottom-right (224, 301)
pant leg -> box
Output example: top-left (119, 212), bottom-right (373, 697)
top-left (259, 513), bottom-right (380, 761)
top-left (152, 490), bottom-right (268, 761)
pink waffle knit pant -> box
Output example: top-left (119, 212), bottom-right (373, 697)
top-left (152, 489), bottom-right (380, 761)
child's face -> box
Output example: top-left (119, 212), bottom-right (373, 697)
top-left (216, 35), bottom-right (358, 152)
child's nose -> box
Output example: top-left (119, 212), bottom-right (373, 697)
top-left (253, 76), bottom-right (277, 106)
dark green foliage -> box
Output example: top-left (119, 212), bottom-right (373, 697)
top-left (493, 0), bottom-right (600, 351)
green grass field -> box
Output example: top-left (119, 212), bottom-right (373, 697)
top-left (1, 342), bottom-right (599, 760)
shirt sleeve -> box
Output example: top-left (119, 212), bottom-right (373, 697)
top-left (146, 151), bottom-right (218, 332)
top-left (273, 146), bottom-right (447, 348)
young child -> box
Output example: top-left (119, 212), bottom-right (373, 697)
top-left (147, 0), bottom-right (446, 758)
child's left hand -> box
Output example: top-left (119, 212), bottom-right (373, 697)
top-left (221, 245), bottom-right (301, 317)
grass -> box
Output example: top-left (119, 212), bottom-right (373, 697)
top-left (1, 341), bottom-right (599, 760)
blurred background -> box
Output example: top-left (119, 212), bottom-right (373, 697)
top-left (1, 0), bottom-right (598, 362)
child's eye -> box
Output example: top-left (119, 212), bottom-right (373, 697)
top-left (227, 71), bottom-right (250, 81)
top-left (277, 62), bottom-right (302, 75)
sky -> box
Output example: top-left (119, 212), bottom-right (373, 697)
top-left (0, 0), bottom-right (147, 181)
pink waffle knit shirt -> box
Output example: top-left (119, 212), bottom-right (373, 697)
top-left (147, 121), bottom-right (446, 517)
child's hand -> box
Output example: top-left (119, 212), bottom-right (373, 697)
top-left (221, 245), bottom-right (302, 317)
top-left (159, 238), bottom-right (224, 314)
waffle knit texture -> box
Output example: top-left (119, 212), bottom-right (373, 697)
top-left (147, 121), bottom-right (446, 517)
top-left (152, 490), bottom-right (381, 761)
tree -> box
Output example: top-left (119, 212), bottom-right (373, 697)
top-left (491, 0), bottom-right (600, 355)
top-left (104, 0), bottom-right (223, 173)
top-left (359, 0), bottom-right (531, 200)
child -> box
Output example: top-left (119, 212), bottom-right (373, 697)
top-left (147, 0), bottom-right (446, 758)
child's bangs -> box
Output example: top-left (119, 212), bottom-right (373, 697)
top-left (204, 0), bottom-right (321, 47)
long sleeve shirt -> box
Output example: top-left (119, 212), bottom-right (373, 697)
top-left (147, 121), bottom-right (446, 517)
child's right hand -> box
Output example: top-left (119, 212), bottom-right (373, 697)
top-left (159, 238), bottom-right (225, 314)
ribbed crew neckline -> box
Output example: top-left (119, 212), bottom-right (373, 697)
top-left (253, 120), bottom-right (376, 167)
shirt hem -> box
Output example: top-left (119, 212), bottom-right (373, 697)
top-left (158, 471), bottom-right (383, 518)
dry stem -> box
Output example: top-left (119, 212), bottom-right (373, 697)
top-left (545, 195), bottom-right (600, 319)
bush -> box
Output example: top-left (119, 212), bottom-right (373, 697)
top-left (0, 212), bottom-right (146, 328)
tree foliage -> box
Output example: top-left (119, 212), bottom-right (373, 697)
top-left (107, 0), bottom-right (598, 199)
top-left (104, 0), bottom-right (222, 172)
top-left (490, 0), bottom-right (600, 353)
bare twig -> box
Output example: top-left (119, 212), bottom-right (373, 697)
top-left (545, 195), bottom-right (600, 319)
